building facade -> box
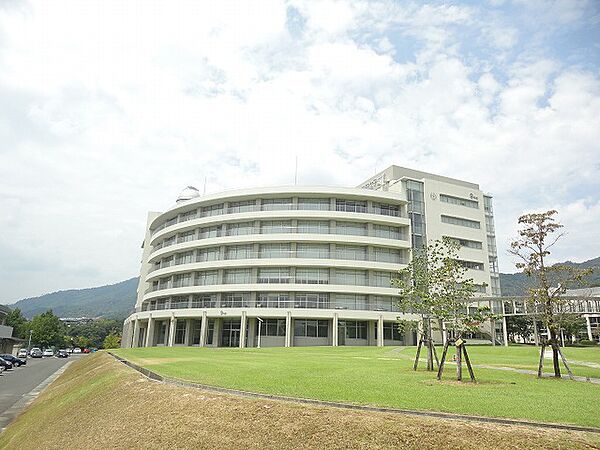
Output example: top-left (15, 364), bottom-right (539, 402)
top-left (122, 166), bottom-right (501, 349)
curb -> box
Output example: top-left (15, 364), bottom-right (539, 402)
top-left (107, 352), bottom-right (600, 435)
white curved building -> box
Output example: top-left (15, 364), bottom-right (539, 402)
top-left (122, 166), bottom-right (501, 348)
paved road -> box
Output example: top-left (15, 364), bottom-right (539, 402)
top-left (0, 355), bottom-right (81, 430)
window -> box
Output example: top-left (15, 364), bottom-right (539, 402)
top-left (171, 296), bottom-right (189, 309)
top-left (228, 200), bottom-right (256, 214)
top-left (197, 247), bottom-right (220, 262)
top-left (334, 269), bottom-right (366, 286)
top-left (372, 271), bottom-right (394, 288)
top-left (257, 293), bottom-right (290, 308)
top-left (199, 226), bottom-right (220, 238)
top-left (191, 294), bottom-right (216, 308)
top-left (485, 215), bottom-right (495, 234)
top-left (440, 193), bottom-right (479, 209)
top-left (441, 215), bottom-right (480, 229)
top-left (261, 220), bottom-right (292, 234)
top-left (222, 292), bottom-right (250, 307)
top-left (341, 321), bottom-right (367, 339)
top-left (226, 245), bottom-right (254, 260)
top-left (336, 199), bottom-right (367, 213)
top-left (297, 198), bottom-right (330, 210)
top-left (489, 256), bottom-right (498, 273)
top-left (258, 319), bottom-right (286, 336)
top-left (261, 198), bottom-right (292, 211)
top-left (382, 323), bottom-right (402, 341)
top-left (335, 221), bottom-right (367, 236)
top-left (176, 230), bottom-right (196, 243)
top-left (165, 217), bottom-right (178, 227)
top-left (295, 268), bottom-right (329, 284)
top-left (202, 203), bottom-right (223, 217)
top-left (458, 260), bottom-right (484, 271)
top-left (374, 247), bottom-right (403, 263)
top-left (295, 293), bottom-right (329, 308)
top-left (484, 196), bottom-right (494, 215)
top-left (174, 320), bottom-right (186, 344)
top-left (487, 236), bottom-right (497, 254)
top-left (373, 224), bottom-right (402, 239)
top-left (179, 209), bottom-right (197, 222)
top-left (296, 243), bottom-right (329, 259)
top-left (294, 319), bottom-right (328, 337)
top-left (372, 203), bottom-right (400, 217)
top-left (371, 296), bottom-right (398, 312)
top-left (195, 271), bottom-right (218, 286)
top-left (257, 267), bottom-right (291, 284)
top-left (335, 245), bottom-right (366, 261)
top-left (161, 256), bottom-right (174, 268)
top-left (259, 243), bottom-right (291, 258)
top-left (162, 236), bottom-right (176, 247)
top-left (334, 294), bottom-right (367, 310)
top-left (159, 277), bottom-right (170, 290)
top-left (226, 221), bottom-right (255, 236)
top-left (297, 220), bottom-right (329, 234)
top-left (172, 273), bottom-right (192, 288)
top-left (445, 237), bottom-right (483, 250)
top-left (224, 269), bottom-right (251, 284)
top-left (175, 251), bottom-right (194, 265)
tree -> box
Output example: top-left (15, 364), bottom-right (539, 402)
top-left (505, 316), bottom-right (533, 343)
top-left (395, 237), bottom-right (494, 380)
top-left (509, 210), bottom-right (592, 378)
top-left (5, 308), bottom-right (29, 339)
top-left (559, 315), bottom-right (586, 344)
top-left (103, 333), bottom-right (121, 349)
top-left (74, 336), bottom-right (92, 349)
top-left (65, 319), bottom-right (122, 348)
top-left (28, 310), bottom-right (65, 349)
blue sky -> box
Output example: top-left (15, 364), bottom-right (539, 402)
top-left (0, 0), bottom-right (599, 302)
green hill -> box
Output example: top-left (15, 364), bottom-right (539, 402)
top-left (500, 257), bottom-right (600, 296)
top-left (9, 278), bottom-right (138, 320)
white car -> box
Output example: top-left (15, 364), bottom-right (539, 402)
top-left (17, 349), bottom-right (28, 358)
top-left (43, 349), bottom-right (54, 357)
top-left (72, 348), bottom-right (82, 354)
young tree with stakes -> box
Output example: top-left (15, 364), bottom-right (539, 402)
top-left (509, 210), bottom-right (592, 379)
top-left (395, 238), bottom-right (495, 381)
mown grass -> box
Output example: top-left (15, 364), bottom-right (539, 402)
top-left (113, 345), bottom-right (600, 428)
top-left (2, 352), bottom-right (600, 450)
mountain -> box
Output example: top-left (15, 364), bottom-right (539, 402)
top-left (500, 257), bottom-right (600, 296)
top-left (8, 278), bottom-right (138, 320)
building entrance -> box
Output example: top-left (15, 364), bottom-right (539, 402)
top-left (221, 319), bottom-right (241, 347)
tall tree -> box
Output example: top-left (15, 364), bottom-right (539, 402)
top-left (505, 316), bottom-right (533, 343)
top-left (509, 210), bottom-right (592, 378)
top-left (103, 333), bottom-right (121, 349)
top-left (28, 310), bottom-right (65, 348)
top-left (5, 308), bottom-right (29, 339)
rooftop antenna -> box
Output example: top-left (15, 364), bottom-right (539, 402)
top-left (294, 155), bottom-right (298, 185)
top-left (203, 176), bottom-right (207, 195)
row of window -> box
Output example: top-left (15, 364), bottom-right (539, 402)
top-left (153, 221), bottom-right (409, 252)
top-left (445, 236), bottom-right (483, 250)
top-left (458, 260), bottom-right (485, 271)
top-left (149, 268), bottom-right (399, 291)
top-left (440, 193), bottom-right (479, 209)
top-left (441, 215), bottom-right (481, 229)
top-left (150, 244), bottom-right (408, 272)
top-left (154, 198), bottom-right (406, 235)
top-left (142, 292), bottom-right (402, 312)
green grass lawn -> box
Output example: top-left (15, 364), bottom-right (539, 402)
top-left (112, 345), bottom-right (600, 428)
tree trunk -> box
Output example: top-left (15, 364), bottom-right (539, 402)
top-left (550, 330), bottom-right (561, 378)
top-left (456, 342), bottom-right (462, 381)
top-left (537, 342), bottom-right (545, 378)
top-left (413, 337), bottom-right (423, 371)
top-left (437, 339), bottom-right (450, 380)
top-left (426, 318), bottom-right (434, 371)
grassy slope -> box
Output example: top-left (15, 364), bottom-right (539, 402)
top-left (113, 345), bottom-right (600, 428)
top-left (1, 352), bottom-right (599, 450)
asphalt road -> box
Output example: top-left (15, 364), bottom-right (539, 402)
top-left (0, 355), bottom-right (81, 430)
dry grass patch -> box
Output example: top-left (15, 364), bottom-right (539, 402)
top-left (1, 352), bottom-right (599, 450)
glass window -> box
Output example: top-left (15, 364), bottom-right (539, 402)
top-left (335, 245), bottom-right (366, 260)
top-left (372, 203), bottom-right (400, 217)
top-left (226, 221), bottom-right (255, 236)
top-left (382, 323), bottom-right (402, 341)
top-left (440, 193), bottom-right (479, 209)
top-left (335, 199), bottom-right (367, 213)
top-left (341, 321), bottom-right (367, 339)
top-left (297, 220), bottom-right (329, 234)
top-left (259, 243), bottom-right (291, 258)
top-left (222, 292), bottom-right (250, 307)
top-left (191, 294), bottom-right (216, 308)
top-left (373, 247), bottom-right (403, 263)
top-left (441, 215), bottom-right (481, 229)
top-left (334, 269), bottom-right (366, 286)
top-left (195, 270), bottom-right (218, 286)
top-left (197, 247), bottom-right (220, 262)
top-left (224, 269), bottom-right (252, 284)
top-left (172, 273), bottom-right (192, 288)
top-left (458, 260), bottom-right (484, 271)
top-left (295, 292), bottom-right (329, 308)
top-left (294, 319), bottom-right (329, 337)
top-left (296, 243), bottom-right (329, 259)
top-left (257, 267), bottom-right (291, 284)
top-left (295, 268), bottom-right (329, 284)
top-left (261, 220), bottom-right (292, 234)
top-left (161, 255), bottom-right (174, 268)
top-left (171, 296), bottom-right (189, 309)
top-left (257, 293), bottom-right (290, 308)
top-left (159, 277), bottom-right (171, 290)
top-left (258, 319), bottom-right (286, 336)
top-left (297, 198), bottom-right (330, 210)
top-left (228, 200), bottom-right (256, 214)
top-left (175, 251), bottom-right (194, 265)
top-left (202, 203), bottom-right (224, 217)
top-left (334, 294), bottom-right (367, 310)
top-left (373, 224), bottom-right (401, 239)
top-left (174, 320), bottom-right (187, 344)
top-left (445, 236), bottom-right (483, 250)
top-left (226, 245), bottom-right (255, 260)
top-left (179, 210), bottom-right (198, 222)
top-left (261, 198), bottom-right (293, 211)
top-left (335, 221), bottom-right (367, 236)
top-left (199, 226), bottom-right (220, 238)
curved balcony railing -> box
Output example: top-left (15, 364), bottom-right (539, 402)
top-left (152, 203), bottom-right (407, 236)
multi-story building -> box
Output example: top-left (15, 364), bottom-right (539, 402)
top-left (122, 165), bottom-right (502, 349)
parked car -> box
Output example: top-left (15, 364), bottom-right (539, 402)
top-left (82, 348), bottom-right (91, 354)
top-left (0, 354), bottom-right (26, 367)
top-left (17, 348), bottom-right (28, 358)
top-left (42, 349), bottom-right (54, 357)
top-left (56, 350), bottom-right (69, 358)
top-left (0, 357), bottom-right (13, 370)
top-left (30, 347), bottom-right (41, 356)
top-left (0, 364), bottom-right (4, 374)
top-left (30, 349), bottom-right (43, 358)
top-left (72, 348), bottom-right (82, 354)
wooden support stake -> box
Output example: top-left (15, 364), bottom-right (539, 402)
top-left (537, 342), bottom-right (545, 378)
top-left (462, 344), bottom-right (476, 382)
top-left (413, 337), bottom-right (423, 371)
top-left (432, 342), bottom-right (440, 369)
top-left (456, 342), bottom-right (462, 381)
top-left (437, 339), bottom-right (450, 380)
top-left (557, 346), bottom-right (575, 380)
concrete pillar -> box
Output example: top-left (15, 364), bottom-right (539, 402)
top-left (247, 318), bottom-right (256, 348)
top-left (145, 316), bottom-right (154, 347)
top-left (377, 315), bottom-right (384, 347)
top-left (368, 321), bottom-right (376, 346)
top-left (184, 319), bottom-right (192, 346)
top-left (332, 313), bottom-right (339, 347)
top-left (239, 312), bottom-right (247, 348)
top-left (132, 319), bottom-right (140, 348)
top-left (502, 317), bottom-right (509, 347)
top-left (439, 319), bottom-right (448, 344)
top-left (168, 315), bottom-right (176, 347)
top-left (285, 311), bottom-right (292, 347)
top-left (533, 319), bottom-right (540, 346)
top-left (490, 319), bottom-right (496, 347)
top-left (213, 318), bottom-right (221, 347)
top-left (199, 311), bottom-right (207, 347)
top-left (586, 316), bottom-right (593, 341)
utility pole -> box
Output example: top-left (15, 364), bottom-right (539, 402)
top-left (27, 329), bottom-right (33, 358)
top-left (257, 317), bottom-right (263, 349)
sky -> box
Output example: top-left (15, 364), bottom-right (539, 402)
top-left (1, 0), bottom-right (599, 303)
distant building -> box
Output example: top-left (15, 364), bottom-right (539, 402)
top-left (122, 165), bottom-right (503, 349)
top-left (0, 304), bottom-right (21, 354)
